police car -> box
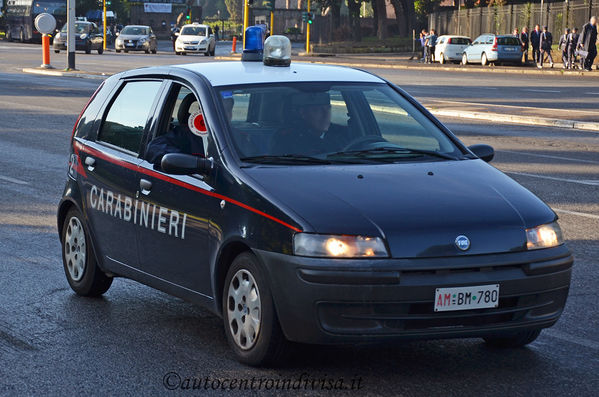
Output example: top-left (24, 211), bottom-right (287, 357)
top-left (58, 35), bottom-right (573, 366)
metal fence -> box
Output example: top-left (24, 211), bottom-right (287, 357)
top-left (429, 1), bottom-right (599, 39)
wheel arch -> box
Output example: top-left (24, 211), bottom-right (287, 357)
top-left (213, 239), bottom-right (254, 317)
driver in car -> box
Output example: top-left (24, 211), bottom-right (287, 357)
top-left (270, 91), bottom-right (350, 155)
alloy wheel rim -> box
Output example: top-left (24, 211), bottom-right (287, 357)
top-left (64, 217), bottom-right (86, 282)
top-left (227, 269), bottom-right (261, 350)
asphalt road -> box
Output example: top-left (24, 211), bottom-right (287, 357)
top-left (0, 46), bottom-right (598, 396)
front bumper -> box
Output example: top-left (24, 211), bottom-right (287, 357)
top-left (175, 43), bottom-right (208, 53)
top-left (256, 245), bottom-right (572, 344)
top-left (52, 40), bottom-right (88, 51)
top-left (115, 41), bottom-right (149, 51)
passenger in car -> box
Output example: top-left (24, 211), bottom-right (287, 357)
top-left (270, 92), bottom-right (350, 155)
top-left (145, 93), bottom-right (205, 167)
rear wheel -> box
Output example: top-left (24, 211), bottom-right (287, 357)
top-left (19, 28), bottom-right (25, 43)
top-left (461, 53), bottom-right (468, 65)
top-left (61, 208), bottom-right (112, 296)
top-left (223, 252), bottom-right (288, 366)
top-left (483, 329), bottom-right (542, 348)
top-left (439, 53), bottom-right (445, 64)
top-left (481, 52), bottom-right (488, 66)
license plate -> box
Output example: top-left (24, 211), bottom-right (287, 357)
top-left (504, 47), bottom-right (514, 51)
top-left (434, 284), bottom-right (499, 312)
top-left (126, 43), bottom-right (134, 47)
top-left (185, 46), bottom-right (195, 50)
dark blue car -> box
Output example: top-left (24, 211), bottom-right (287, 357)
top-left (57, 37), bottom-right (572, 366)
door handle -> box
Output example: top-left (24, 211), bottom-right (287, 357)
top-left (140, 179), bottom-right (152, 195)
top-left (84, 156), bottom-right (95, 171)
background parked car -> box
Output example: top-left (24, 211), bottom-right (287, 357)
top-left (435, 35), bottom-right (472, 64)
top-left (115, 25), bottom-right (157, 54)
top-left (53, 21), bottom-right (104, 55)
top-left (462, 34), bottom-right (523, 66)
top-left (174, 23), bottom-right (216, 56)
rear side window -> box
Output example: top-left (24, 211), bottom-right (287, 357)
top-left (98, 81), bottom-right (162, 153)
top-left (450, 37), bottom-right (470, 45)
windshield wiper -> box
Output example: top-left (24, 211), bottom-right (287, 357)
top-left (241, 155), bottom-right (332, 165)
top-left (327, 147), bottom-right (459, 161)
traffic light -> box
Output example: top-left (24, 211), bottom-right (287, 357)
top-left (265, 0), bottom-right (274, 11)
top-left (301, 11), bottom-right (308, 22)
top-left (186, 7), bottom-right (191, 21)
top-left (307, 12), bottom-right (314, 25)
top-left (106, 1), bottom-right (111, 5)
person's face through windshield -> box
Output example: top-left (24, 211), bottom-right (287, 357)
top-left (299, 104), bottom-right (331, 133)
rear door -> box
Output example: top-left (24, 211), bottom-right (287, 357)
top-left (467, 35), bottom-right (484, 61)
top-left (81, 79), bottom-right (165, 268)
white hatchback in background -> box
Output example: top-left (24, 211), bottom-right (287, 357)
top-left (435, 35), bottom-right (472, 64)
top-left (175, 23), bottom-right (216, 56)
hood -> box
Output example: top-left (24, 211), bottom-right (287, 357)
top-left (243, 160), bottom-right (556, 258)
top-left (177, 34), bottom-right (207, 41)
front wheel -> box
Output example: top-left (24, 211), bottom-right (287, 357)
top-left (223, 252), bottom-right (288, 366)
top-left (97, 47), bottom-right (103, 55)
top-left (483, 329), bottom-right (542, 348)
top-left (61, 208), bottom-right (112, 296)
top-left (461, 53), bottom-right (468, 65)
top-left (481, 53), bottom-right (488, 66)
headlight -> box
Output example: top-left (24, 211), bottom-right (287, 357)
top-left (139, 37), bottom-right (147, 43)
top-left (116, 39), bottom-right (123, 44)
top-left (79, 33), bottom-right (87, 40)
top-left (294, 233), bottom-right (388, 258)
top-left (200, 39), bottom-right (207, 44)
top-left (526, 221), bottom-right (564, 250)
top-left (55, 32), bottom-right (60, 39)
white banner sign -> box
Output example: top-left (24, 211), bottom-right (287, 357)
top-left (144, 3), bottom-right (172, 13)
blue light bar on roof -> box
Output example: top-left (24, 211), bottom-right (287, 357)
top-left (242, 26), bottom-right (264, 62)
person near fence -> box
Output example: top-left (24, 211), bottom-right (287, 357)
top-left (531, 25), bottom-right (542, 64)
top-left (538, 26), bottom-right (554, 69)
top-left (559, 28), bottom-right (571, 68)
top-left (425, 29), bottom-right (437, 64)
top-left (568, 27), bottom-right (580, 69)
top-left (579, 16), bottom-right (598, 71)
top-left (419, 29), bottom-right (428, 63)
top-left (520, 26), bottom-right (530, 63)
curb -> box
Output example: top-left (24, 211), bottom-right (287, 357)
top-left (430, 109), bottom-right (599, 132)
top-left (22, 68), bottom-right (109, 80)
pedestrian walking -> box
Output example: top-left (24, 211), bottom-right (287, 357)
top-left (579, 16), bottom-right (598, 71)
top-left (419, 29), bottom-right (428, 63)
top-left (520, 26), bottom-right (529, 63)
top-left (530, 24), bottom-right (541, 64)
top-left (559, 28), bottom-right (570, 68)
top-left (538, 26), bottom-right (554, 69)
top-left (568, 27), bottom-right (580, 69)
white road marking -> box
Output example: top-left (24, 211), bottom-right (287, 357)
top-left (506, 171), bottom-right (599, 186)
top-left (585, 92), bottom-right (599, 95)
top-left (544, 329), bottom-right (599, 351)
top-left (523, 89), bottom-right (562, 93)
top-left (0, 174), bottom-right (28, 185)
top-left (424, 99), bottom-right (599, 115)
top-left (553, 208), bottom-right (599, 220)
top-left (499, 150), bottom-right (599, 164)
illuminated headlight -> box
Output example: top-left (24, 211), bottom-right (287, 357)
top-left (79, 33), bottom-right (87, 40)
top-left (526, 221), bottom-right (564, 250)
top-left (294, 234), bottom-right (388, 258)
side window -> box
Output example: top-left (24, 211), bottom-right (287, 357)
top-left (98, 81), bottom-right (162, 153)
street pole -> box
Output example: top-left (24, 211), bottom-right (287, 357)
top-left (243, 0), bottom-right (249, 49)
top-left (66, 0), bottom-right (75, 70)
top-left (540, 0), bottom-right (544, 27)
top-left (457, 0), bottom-right (461, 36)
top-left (306, 0), bottom-right (311, 54)
top-left (270, 11), bottom-right (274, 35)
top-left (103, 0), bottom-right (107, 51)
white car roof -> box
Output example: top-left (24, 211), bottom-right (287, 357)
top-left (175, 61), bottom-right (385, 87)
top-left (438, 35), bottom-right (471, 39)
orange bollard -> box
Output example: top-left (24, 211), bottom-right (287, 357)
top-left (232, 36), bottom-right (237, 53)
top-left (42, 34), bottom-right (51, 68)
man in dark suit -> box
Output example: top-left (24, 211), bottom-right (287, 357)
top-left (520, 26), bottom-right (530, 63)
top-left (579, 16), bottom-right (598, 71)
top-left (559, 28), bottom-right (570, 68)
top-left (530, 24), bottom-right (542, 64)
top-left (538, 26), bottom-right (554, 68)
top-left (568, 27), bottom-right (580, 69)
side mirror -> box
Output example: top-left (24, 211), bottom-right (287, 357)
top-left (161, 153), bottom-right (213, 175)
top-left (468, 144), bottom-right (494, 162)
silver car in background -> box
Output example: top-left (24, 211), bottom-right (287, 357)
top-left (115, 25), bottom-right (157, 54)
top-left (435, 35), bottom-right (472, 64)
top-left (462, 34), bottom-right (523, 66)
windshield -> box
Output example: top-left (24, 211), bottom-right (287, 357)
top-left (33, 1), bottom-right (66, 15)
top-left (60, 22), bottom-right (90, 34)
top-left (121, 26), bottom-right (149, 35)
top-left (217, 83), bottom-right (464, 164)
top-left (181, 26), bottom-right (208, 36)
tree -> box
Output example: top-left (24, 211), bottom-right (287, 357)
top-left (347, 0), bottom-right (363, 41)
top-left (224, 0), bottom-right (243, 22)
top-left (313, 0), bottom-right (343, 31)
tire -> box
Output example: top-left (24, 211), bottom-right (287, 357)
top-left (223, 252), bottom-right (288, 366)
top-left (61, 208), bottom-right (112, 297)
top-left (85, 43), bottom-right (91, 54)
top-left (7, 27), bottom-right (13, 42)
top-left (175, 51), bottom-right (180, 55)
top-left (439, 53), bottom-right (445, 64)
top-left (481, 53), bottom-right (488, 66)
top-left (461, 53), bottom-right (468, 65)
top-left (54, 49), bottom-right (60, 54)
top-left (483, 329), bottom-right (542, 348)
top-left (124, 50), bottom-right (128, 53)
top-left (116, 49), bottom-right (121, 53)
top-left (97, 47), bottom-right (103, 55)
top-left (204, 50), bottom-right (210, 56)
top-left (19, 28), bottom-right (25, 43)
